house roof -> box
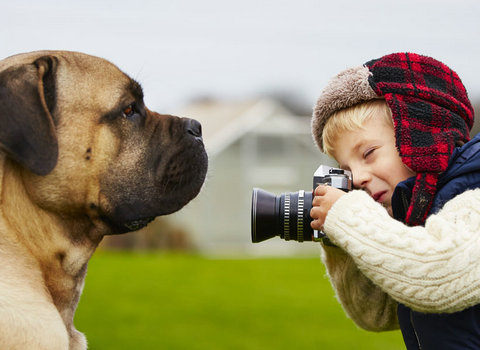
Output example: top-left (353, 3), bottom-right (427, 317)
top-left (173, 98), bottom-right (312, 156)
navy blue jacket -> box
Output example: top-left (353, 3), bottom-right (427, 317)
top-left (391, 133), bottom-right (480, 349)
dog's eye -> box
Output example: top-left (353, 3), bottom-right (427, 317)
top-left (122, 103), bottom-right (136, 119)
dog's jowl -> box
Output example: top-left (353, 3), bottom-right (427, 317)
top-left (0, 50), bottom-right (208, 350)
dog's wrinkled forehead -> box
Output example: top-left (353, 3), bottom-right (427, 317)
top-left (1, 50), bottom-right (138, 113)
top-left (55, 53), bottom-right (138, 112)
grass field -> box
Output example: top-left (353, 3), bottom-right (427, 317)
top-left (75, 252), bottom-right (404, 349)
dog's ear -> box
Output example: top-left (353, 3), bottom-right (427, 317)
top-left (0, 56), bottom-right (58, 175)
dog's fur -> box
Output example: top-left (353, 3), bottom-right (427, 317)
top-left (0, 51), bottom-right (208, 349)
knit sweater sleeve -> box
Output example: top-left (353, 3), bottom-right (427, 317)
top-left (320, 244), bottom-right (400, 331)
top-left (323, 188), bottom-right (480, 314)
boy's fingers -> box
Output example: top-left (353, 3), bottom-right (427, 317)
top-left (312, 195), bottom-right (321, 206)
top-left (314, 184), bottom-right (329, 196)
top-left (312, 185), bottom-right (330, 206)
top-left (310, 217), bottom-right (324, 230)
top-left (310, 205), bottom-right (326, 222)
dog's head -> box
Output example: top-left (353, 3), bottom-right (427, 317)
top-left (0, 50), bottom-right (208, 234)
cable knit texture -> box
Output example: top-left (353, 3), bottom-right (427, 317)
top-left (320, 245), bottom-right (399, 331)
top-left (322, 188), bottom-right (480, 323)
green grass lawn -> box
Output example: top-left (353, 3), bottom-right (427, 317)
top-left (75, 252), bottom-right (404, 349)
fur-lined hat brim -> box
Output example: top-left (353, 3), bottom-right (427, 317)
top-left (311, 65), bottom-right (378, 151)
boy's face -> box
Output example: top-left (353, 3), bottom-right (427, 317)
top-left (332, 111), bottom-right (415, 216)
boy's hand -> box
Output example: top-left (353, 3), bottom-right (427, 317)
top-left (310, 185), bottom-right (346, 230)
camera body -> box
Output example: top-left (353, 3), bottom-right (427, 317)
top-left (251, 165), bottom-right (352, 243)
top-left (312, 165), bottom-right (352, 241)
top-left (313, 165), bottom-right (352, 191)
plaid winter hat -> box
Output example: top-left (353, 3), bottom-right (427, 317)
top-left (312, 52), bottom-right (474, 226)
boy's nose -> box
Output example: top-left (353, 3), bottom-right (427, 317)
top-left (352, 170), bottom-right (370, 189)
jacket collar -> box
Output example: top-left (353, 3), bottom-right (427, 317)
top-left (391, 132), bottom-right (480, 223)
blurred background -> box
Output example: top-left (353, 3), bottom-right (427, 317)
top-left (2, 0), bottom-right (479, 348)
top-left (3, 0), bottom-right (480, 256)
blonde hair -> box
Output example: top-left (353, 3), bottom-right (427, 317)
top-left (322, 99), bottom-right (393, 157)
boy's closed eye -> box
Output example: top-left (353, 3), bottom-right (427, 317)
top-left (363, 147), bottom-right (376, 159)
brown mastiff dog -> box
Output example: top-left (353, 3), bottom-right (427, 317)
top-left (0, 51), bottom-right (208, 349)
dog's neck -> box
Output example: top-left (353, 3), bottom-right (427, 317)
top-left (0, 157), bottom-right (103, 337)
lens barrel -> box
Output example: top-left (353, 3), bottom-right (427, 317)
top-left (251, 188), bottom-right (313, 243)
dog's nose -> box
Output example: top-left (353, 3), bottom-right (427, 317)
top-left (184, 118), bottom-right (203, 139)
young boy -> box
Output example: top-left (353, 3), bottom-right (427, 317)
top-left (309, 52), bottom-right (480, 349)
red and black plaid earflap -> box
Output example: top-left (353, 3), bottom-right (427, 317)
top-left (366, 53), bottom-right (474, 225)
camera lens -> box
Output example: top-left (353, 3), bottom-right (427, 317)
top-left (251, 188), bottom-right (313, 243)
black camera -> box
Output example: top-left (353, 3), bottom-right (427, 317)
top-left (251, 165), bottom-right (352, 243)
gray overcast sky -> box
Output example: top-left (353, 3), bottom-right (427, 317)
top-left (2, 0), bottom-right (480, 113)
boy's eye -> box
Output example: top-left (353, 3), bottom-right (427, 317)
top-left (363, 148), bottom-right (375, 159)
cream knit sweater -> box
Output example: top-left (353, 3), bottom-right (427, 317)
top-left (321, 188), bottom-right (480, 331)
